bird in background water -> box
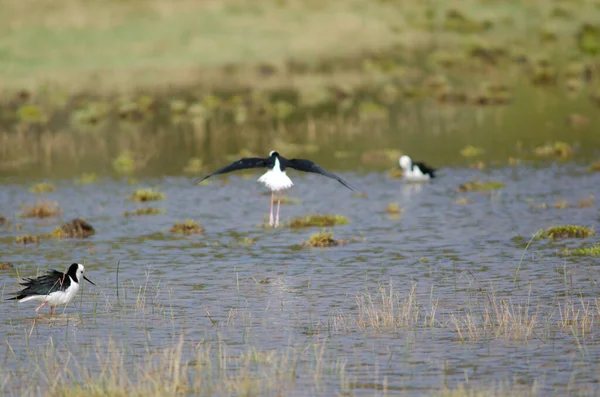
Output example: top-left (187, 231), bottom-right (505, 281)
top-left (196, 150), bottom-right (355, 227)
top-left (399, 155), bottom-right (436, 182)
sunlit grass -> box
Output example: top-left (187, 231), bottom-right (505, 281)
top-left (303, 230), bottom-right (339, 247)
top-left (542, 225), bottom-right (594, 239)
top-left (563, 244), bottom-right (600, 256)
top-left (52, 218), bottom-right (95, 238)
top-left (170, 220), bottom-right (204, 235)
top-left (129, 188), bottom-right (165, 202)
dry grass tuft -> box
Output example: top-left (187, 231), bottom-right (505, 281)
top-left (15, 234), bottom-right (40, 245)
top-left (20, 200), bottom-right (61, 218)
top-left (52, 218), bottom-right (96, 238)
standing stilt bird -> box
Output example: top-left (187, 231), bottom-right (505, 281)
top-left (8, 263), bottom-right (95, 315)
top-left (398, 155), bottom-right (436, 182)
top-left (196, 151), bottom-right (355, 227)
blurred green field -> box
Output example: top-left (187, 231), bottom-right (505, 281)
top-left (1, 0), bottom-right (599, 93)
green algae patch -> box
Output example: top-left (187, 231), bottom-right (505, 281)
top-left (29, 183), bottom-right (55, 194)
top-left (288, 214), bottom-right (349, 228)
top-left (456, 180), bottom-right (505, 193)
top-left (170, 220), bottom-right (205, 235)
top-left (123, 207), bottom-right (163, 217)
top-left (129, 189), bottom-right (165, 202)
top-left (542, 225), bottom-right (594, 240)
top-left (52, 218), bottom-right (96, 239)
top-left (564, 244), bottom-right (600, 257)
top-left (303, 230), bottom-right (339, 248)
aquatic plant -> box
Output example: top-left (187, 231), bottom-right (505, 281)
top-left (576, 23), bottom-right (600, 55)
top-left (129, 189), bottom-right (165, 202)
top-left (123, 207), bottom-right (163, 217)
top-left (460, 145), bottom-right (485, 157)
top-left (288, 214), bottom-right (349, 228)
top-left (77, 173), bottom-right (99, 185)
top-left (52, 218), bottom-right (95, 238)
top-left (183, 158), bottom-right (203, 174)
top-left (564, 244), bottom-right (600, 256)
top-left (0, 262), bottom-right (13, 270)
top-left (456, 180), bottom-right (505, 193)
top-left (588, 161), bottom-right (600, 172)
top-left (385, 203), bottom-right (401, 214)
top-left (170, 220), bottom-right (204, 235)
top-left (303, 230), bottom-right (339, 247)
top-left (388, 168), bottom-right (403, 179)
top-left (29, 182), bottom-right (55, 194)
top-left (360, 149), bottom-right (402, 166)
top-left (20, 200), bottom-right (61, 218)
top-left (443, 9), bottom-right (490, 34)
top-left (17, 104), bottom-right (47, 124)
top-left (542, 225), bottom-right (594, 239)
top-left (112, 151), bottom-right (136, 175)
top-left (534, 141), bottom-right (574, 158)
top-left (15, 234), bottom-right (40, 245)
top-left (0, 216), bottom-right (6, 225)
top-left (579, 196), bottom-right (594, 208)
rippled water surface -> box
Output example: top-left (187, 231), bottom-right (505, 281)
top-left (1, 153), bottom-right (600, 395)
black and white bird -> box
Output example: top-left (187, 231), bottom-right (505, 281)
top-left (399, 155), bottom-right (436, 182)
top-left (196, 151), bottom-right (355, 227)
top-left (8, 263), bottom-right (95, 315)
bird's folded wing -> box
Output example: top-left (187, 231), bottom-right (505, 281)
top-left (286, 159), bottom-right (355, 191)
top-left (196, 158), bottom-right (268, 184)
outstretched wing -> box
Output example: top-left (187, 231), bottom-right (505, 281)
top-left (195, 157), bottom-right (270, 184)
top-left (414, 161), bottom-right (436, 177)
top-left (284, 158), bottom-right (355, 191)
top-left (8, 270), bottom-right (67, 300)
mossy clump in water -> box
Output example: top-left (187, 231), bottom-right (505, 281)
top-left (52, 218), bottom-right (96, 238)
top-left (20, 200), bottom-right (61, 218)
top-left (303, 230), bottom-right (339, 248)
top-left (542, 225), bottom-right (594, 240)
top-left (170, 220), bottom-right (204, 235)
top-left (564, 244), bottom-right (600, 257)
top-left (278, 196), bottom-right (301, 205)
top-left (385, 203), bottom-right (401, 214)
top-left (123, 207), bottom-right (162, 217)
top-left (460, 145), bottom-right (485, 157)
top-left (576, 23), bottom-right (600, 55)
top-left (0, 216), bottom-right (6, 225)
top-left (388, 168), bottom-right (403, 179)
top-left (129, 189), bottom-right (165, 202)
top-left (29, 182), bottom-right (55, 194)
top-left (534, 141), bottom-right (574, 158)
top-left (588, 161), bottom-right (600, 172)
top-left (0, 262), bottom-right (14, 270)
top-left (288, 214), bottom-right (349, 228)
top-left (457, 180), bottom-right (505, 193)
top-left (15, 234), bottom-right (40, 245)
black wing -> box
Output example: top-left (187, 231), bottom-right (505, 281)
top-left (413, 161), bottom-right (436, 177)
top-left (8, 270), bottom-right (68, 299)
top-left (195, 157), bottom-right (270, 184)
top-left (283, 158), bottom-right (355, 191)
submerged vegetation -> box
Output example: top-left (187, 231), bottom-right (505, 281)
top-left (29, 182), bottom-right (55, 194)
top-left (124, 207), bottom-right (163, 217)
top-left (542, 225), bottom-right (595, 239)
top-left (19, 200), bottom-right (61, 218)
top-left (52, 218), bottom-right (96, 239)
top-left (303, 230), bottom-right (340, 248)
top-left (456, 180), bottom-right (505, 193)
top-left (564, 243), bottom-right (600, 256)
top-left (288, 214), bottom-right (349, 228)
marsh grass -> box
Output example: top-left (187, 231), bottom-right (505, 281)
top-left (52, 218), bottom-right (95, 239)
top-left (170, 220), bottom-right (204, 235)
top-left (534, 141), bottom-right (574, 158)
top-left (588, 161), bottom-right (600, 172)
top-left (457, 180), bottom-right (505, 193)
top-left (28, 182), bottom-right (55, 194)
top-left (460, 145), bottom-right (485, 157)
top-left (129, 188), bottom-right (165, 202)
top-left (15, 234), bottom-right (40, 245)
top-left (19, 200), bottom-right (61, 218)
top-left (76, 173), bottom-right (99, 185)
top-left (288, 214), bottom-right (349, 228)
top-left (123, 207), bottom-right (163, 217)
top-left (542, 225), bottom-right (595, 239)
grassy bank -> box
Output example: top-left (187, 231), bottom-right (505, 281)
top-left (1, 0), bottom-right (599, 93)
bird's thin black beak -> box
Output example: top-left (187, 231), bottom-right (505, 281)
top-left (84, 275), bottom-right (96, 286)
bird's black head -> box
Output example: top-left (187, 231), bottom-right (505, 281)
top-left (67, 263), bottom-right (96, 285)
top-left (67, 263), bottom-right (80, 279)
top-left (269, 150), bottom-right (279, 158)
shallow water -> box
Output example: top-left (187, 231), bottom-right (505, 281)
top-left (1, 86), bottom-right (600, 395)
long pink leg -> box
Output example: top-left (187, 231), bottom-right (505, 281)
top-left (275, 191), bottom-right (282, 227)
top-left (35, 301), bottom-right (48, 314)
top-left (269, 191), bottom-right (274, 226)
top-left (50, 306), bottom-right (54, 316)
